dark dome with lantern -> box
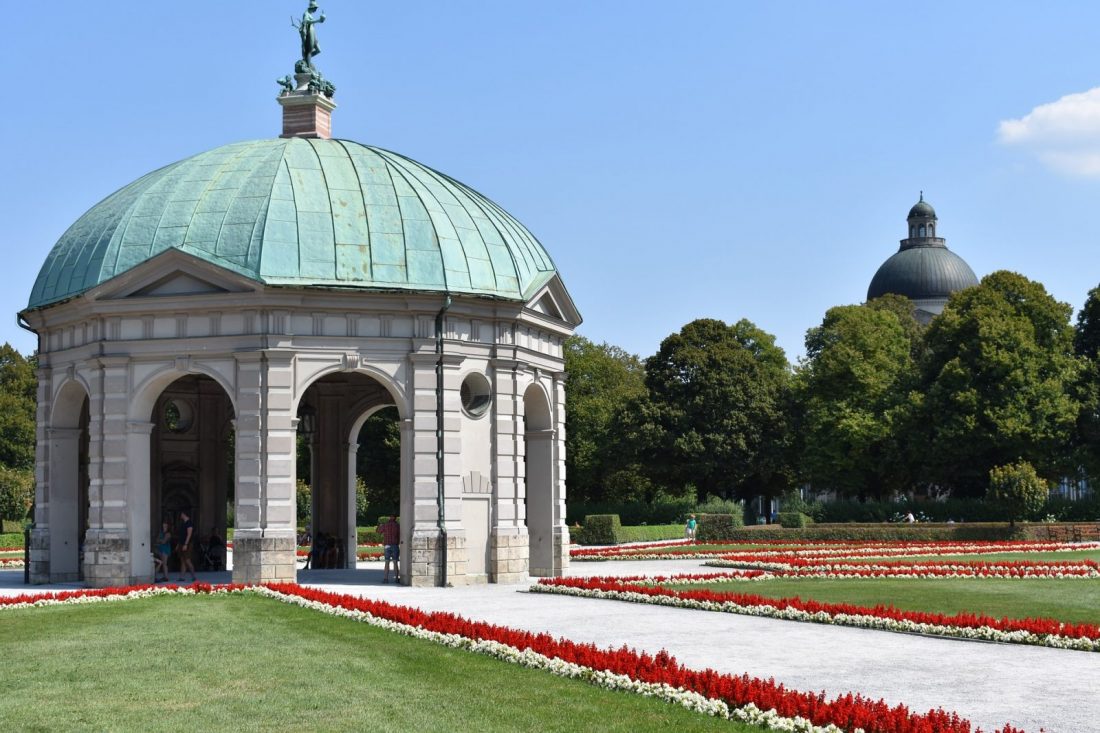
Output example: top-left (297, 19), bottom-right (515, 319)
top-left (867, 195), bottom-right (978, 321)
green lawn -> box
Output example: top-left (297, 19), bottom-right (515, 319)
top-left (668, 577), bottom-right (1100, 625)
top-left (0, 593), bottom-right (758, 732)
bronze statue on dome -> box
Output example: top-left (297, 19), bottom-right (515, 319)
top-left (292, 1), bottom-right (326, 70)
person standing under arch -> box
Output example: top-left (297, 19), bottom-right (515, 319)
top-left (177, 510), bottom-right (197, 583)
top-left (376, 515), bottom-right (401, 583)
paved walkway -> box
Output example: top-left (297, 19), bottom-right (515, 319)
top-left (3, 557), bottom-right (1098, 732)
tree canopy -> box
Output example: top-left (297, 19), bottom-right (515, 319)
top-left (563, 336), bottom-right (647, 503)
top-left (641, 318), bottom-right (792, 501)
top-left (796, 303), bottom-right (915, 499)
top-left (915, 271), bottom-right (1081, 496)
top-left (0, 343), bottom-right (36, 472)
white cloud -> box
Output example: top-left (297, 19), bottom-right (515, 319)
top-left (998, 87), bottom-right (1100, 176)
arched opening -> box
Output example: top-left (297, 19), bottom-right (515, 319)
top-left (919, 224), bottom-right (926, 237)
top-left (48, 381), bottom-right (90, 581)
top-left (149, 375), bottom-right (235, 577)
top-left (524, 383), bottom-right (554, 576)
top-left (296, 372), bottom-right (400, 575)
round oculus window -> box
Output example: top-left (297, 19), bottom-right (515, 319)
top-left (460, 373), bottom-right (492, 418)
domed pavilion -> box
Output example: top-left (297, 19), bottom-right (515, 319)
top-left (20, 9), bottom-right (580, 588)
top-left (867, 195), bottom-right (978, 323)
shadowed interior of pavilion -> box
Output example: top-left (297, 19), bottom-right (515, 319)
top-left (144, 372), bottom-right (402, 583)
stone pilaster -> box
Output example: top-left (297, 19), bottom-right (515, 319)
top-left (83, 357), bottom-right (133, 587)
top-left (552, 373), bottom-right (570, 576)
top-left (406, 350), bottom-right (466, 586)
top-left (231, 351), bottom-right (298, 584)
top-left (489, 358), bottom-right (530, 581)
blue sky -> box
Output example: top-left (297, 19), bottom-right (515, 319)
top-left (5, 1), bottom-right (1100, 362)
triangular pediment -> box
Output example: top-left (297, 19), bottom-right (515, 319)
top-left (523, 273), bottom-right (582, 327)
top-left (88, 249), bottom-right (259, 302)
top-left (132, 272), bottom-right (230, 297)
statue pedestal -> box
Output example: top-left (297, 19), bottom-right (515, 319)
top-left (278, 90), bottom-right (337, 139)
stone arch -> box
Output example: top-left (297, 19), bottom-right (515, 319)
top-left (139, 373), bottom-right (237, 581)
top-left (46, 378), bottom-right (90, 581)
top-left (523, 380), bottom-right (555, 576)
top-left (129, 364), bottom-right (238, 422)
top-left (294, 367), bottom-right (405, 572)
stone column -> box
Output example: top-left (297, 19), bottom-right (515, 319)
top-left (83, 357), bottom-right (132, 588)
top-left (232, 352), bottom-right (297, 584)
top-left (44, 427), bottom-right (81, 581)
top-left (125, 421), bottom-right (155, 583)
top-left (344, 440), bottom-right (359, 568)
top-left (489, 358), bottom-right (529, 583)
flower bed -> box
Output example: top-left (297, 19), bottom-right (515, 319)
top-left (702, 559), bottom-right (1100, 579)
top-left (533, 576), bottom-right (1100, 652)
top-left (574, 539), bottom-right (1100, 562)
top-left (0, 582), bottom-right (1023, 733)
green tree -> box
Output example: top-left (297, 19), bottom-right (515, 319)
top-left (0, 465), bottom-right (34, 522)
top-left (642, 318), bottom-right (793, 502)
top-left (916, 271), bottom-right (1081, 496)
top-left (795, 303), bottom-right (915, 499)
top-left (563, 336), bottom-right (647, 502)
top-left (987, 460), bottom-right (1048, 527)
top-left (355, 407), bottom-right (400, 518)
top-left (1073, 285), bottom-right (1100, 482)
top-left (0, 344), bottom-right (36, 471)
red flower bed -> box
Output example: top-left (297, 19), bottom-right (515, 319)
top-left (266, 583), bottom-right (1021, 733)
top-left (541, 576), bottom-right (1100, 642)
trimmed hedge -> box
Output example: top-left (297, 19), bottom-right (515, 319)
top-left (357, 528), bottom-right (384, 545)
top-left (696, 513), bottom-right (743, 542)
top-left (717, 522), bottom-right (1023, 542)
top-left (0, 531), bottom-right (24, 547)
top-left (777, 512), bottom-right (813, 528)
top-left (582, 514), bottom-right (622, 545)
top-left (566, 498), bottom-right (695, 527)
top-left (617, 524), bottom-right (685, 543)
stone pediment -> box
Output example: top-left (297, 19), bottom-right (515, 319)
top-left (523, 273), bottom-right (582, 327)
top-left (86, 249), bottom-right (259, 302)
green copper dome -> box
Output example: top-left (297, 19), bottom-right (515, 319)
top-left (28, 138), bottom-right (557, 309)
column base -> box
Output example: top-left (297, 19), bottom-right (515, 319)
top-left (83, 529), bottom-right (134, 588)
top-left (408, 530), bottom-right (468, 587)
top-left (29, 528), bottom-right (50, 584)
top-left (232, 529), bottom-right (297, 584)
top-left (490, 527), bottom-right (530, 584)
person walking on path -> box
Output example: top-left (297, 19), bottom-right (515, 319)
top-left (685, 514), bottom-right (697, 541)
top-left (376, 515), bottom-right (401, 583)
top-left (177, 510), bottom-right (197, 583)
top-left (154, 521), bottom-right (172, 582)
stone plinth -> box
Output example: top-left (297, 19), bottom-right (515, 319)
top-left (29, 528), bottom-right (50, 584)
top-left (83, 529), bottom-right (134, 587)
top-left (232, 529), bottom-right (297, 584)
top-left (409, 530), bottom-right (468, 587)
top-left (490, 528), bottom-right (529, 584)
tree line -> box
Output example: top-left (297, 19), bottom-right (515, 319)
top-left (566, 271), bottom-right (1100, 509)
